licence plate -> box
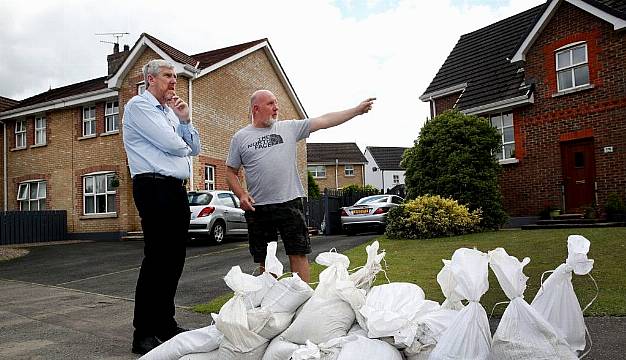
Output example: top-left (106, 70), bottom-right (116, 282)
top-left (352, 208), bottom-right (370, 215)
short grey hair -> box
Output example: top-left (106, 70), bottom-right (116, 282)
top-left (143, 59), bottom-right (175, 88)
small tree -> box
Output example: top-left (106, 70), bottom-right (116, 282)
top-left (307, 171), bottom-right (321, 198)
top-left (402, 110), bottom-right (507, 229)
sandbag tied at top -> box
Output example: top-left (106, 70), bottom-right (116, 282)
top-left (430, 248), bottom-right (492, 360)
top-left (139, 325), bottom-right (223, 360)
top-left (487, 248), bottom-right (577, 360)
top-left (531, 235), bottom-right (595, 353)
top-left (359, 282), bottom-right (440, 347)
top-left (280, 251), bottom-right (356, 345)
top-left (212, 266), bottom-right (269, 355)
top-left (349, 240), bottom-right (386, 292)
top-left (437, 259), bottom-right (464, 311)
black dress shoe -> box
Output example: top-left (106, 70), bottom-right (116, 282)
top-left (156, 326), bottom-right (190, 342)
top-left (131, 334), bottom-right (162, 355)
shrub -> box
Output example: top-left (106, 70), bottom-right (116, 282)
top-left (307, 172), bottom-right (321, 199)
top-left (402, 110), bottom-right (507, 229)
top-left (385, 195), bottom-right (482, 239)
top-left (341, 184), bottom-right (379, 194)
top-left (605, 193), bottom-right (625, 216)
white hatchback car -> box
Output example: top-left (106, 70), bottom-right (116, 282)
top-left (188, 190), bottom-right (247, 244)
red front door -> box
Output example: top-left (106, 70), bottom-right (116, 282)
top-left (561, 139), bottom-right (595, 212)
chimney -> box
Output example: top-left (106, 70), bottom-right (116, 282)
top-left (107, 43), bottom-right (130, 75)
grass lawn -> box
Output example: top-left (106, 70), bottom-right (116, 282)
top-left (193, 227), bottom-right (626, 317)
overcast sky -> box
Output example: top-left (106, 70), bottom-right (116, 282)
top-left (0, 0), bottom-right (544, 150)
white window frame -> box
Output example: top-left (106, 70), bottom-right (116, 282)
top-left (83, 106), bottom-right (96, 136)
top-left (15, 119), bottom-right (26, 148)
top-left (105, 100), bottom-right (119, 133)
top-left (83, 172), bottom-right (117, 215)
top-left (205, 165), bottom-right (216, 190)
top-left (393, 174), bottom-right (400, 184)
top-left (490, 112), bottom-right (515, 160)
top-left (34, 116), bottom-right (46, 145)
top-left (137, 82), bottom-right (146, 95)
top-left (556, 43), bottom-right (589, 92)
top-left (344, 164), bottom-right (354, 177)
top-left (308, 165), bottom-right (326, 178)
top-left (17, 180), bottom-right (46, 211)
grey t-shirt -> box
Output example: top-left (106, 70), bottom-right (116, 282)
top-left (226, 119), bottom-right (311, 205)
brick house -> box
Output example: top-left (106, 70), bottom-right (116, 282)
top-left (306, 143), bottom-right (367, 190)
top-left (420, 0), bottom-right (625, 219)
top-left (363, 146), bottom-right (408, 192)
top-left (0, 33), bottom-right (307, 239)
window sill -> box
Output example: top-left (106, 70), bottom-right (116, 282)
top-left (344, 175), bottom-right (355, 177)
top-left (100, 130), bottom-right (120, 137)
top-left (30, 143), bottom-right (47, 149)
top-left (499, 158), bottom-right (519, 165)
top-left (552, 84), bottom-right (594, 98)
top-left (10, 147), bottom-right (27, 152)
top-left (313, 177), bottom-right (327, 179)
top-left (80, 213), bottom-right (118, 220)
top-left (78, 134), bottom-right (97, 140)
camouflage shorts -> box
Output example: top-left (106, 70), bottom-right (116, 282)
top-left (245, 198), bottom-right (311, 263)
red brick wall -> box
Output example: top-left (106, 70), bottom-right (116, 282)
top-left (500, 2), bottom-right (626, 216)
top-left (434, 92), bottom-right (462, 115)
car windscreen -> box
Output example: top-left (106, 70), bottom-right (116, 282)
top-left (188, 193), bottom-right (213, 206)
top-left (355, 195), bottom-right (388, 205)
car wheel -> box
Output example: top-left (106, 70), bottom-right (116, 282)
top-left (210, 221), bottom-right (225, 244)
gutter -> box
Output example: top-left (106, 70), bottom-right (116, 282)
top-left (188, 74), bottom-right (195, 191)
top-left (1, 120), bottom-right (6, 210)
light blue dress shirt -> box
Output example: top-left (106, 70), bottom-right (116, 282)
top-left (123, 90), bottom-right (201, 180)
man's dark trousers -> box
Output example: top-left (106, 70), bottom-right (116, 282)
top-left (132, 175), bottom-right (190, 337)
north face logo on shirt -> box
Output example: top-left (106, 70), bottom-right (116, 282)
top-left (247, 134), bottom-right (284, 149)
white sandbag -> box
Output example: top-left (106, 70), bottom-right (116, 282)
top-left (247, 308), bottom-right (294, 339)
top-left (335, 279), bottom-right (368, 331)
top-left (261, 273), bottom-right (313, 313)
top-left (314, 251), bottom-right (351, 299)
top-left (531, 235), bottom-right (595, 353)
top-left (244, 272), bottom-right (278, 309)
top-left (179, 350), bottom-right (220, 360)
top-left (265, 241), bottom-right (284, 277)
top-left (359, 282), bottom-right (439, 347)
top-left (291, 336), bottom-right (358, 360)
top-left (347, 323), bottom-right (368, 337)
top-left (281, 295), bottom-right (355, 345)
top-left (217, 338), bottom-right (269, 360)
top-left (403, 307), bottom-right (458, 359)
top-left (488, 247), bottom-right (577, 360)
top-left (212, 266), bottom-right (268, 353)
top-left (430, 248), bottom-right (492, 360)
top-left (336, 335), bottom-right (403, 360)
top-left (262, 336), bottom-right (300, 360)
top-left (436, 259), bottom-right (464, 311)
top-left (139, 325), bottom-right (223, 360)
top-left (349, 241), bottom-right (386, 291)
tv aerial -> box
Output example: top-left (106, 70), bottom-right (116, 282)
top-left (95, 32), bottom-right (129, 45)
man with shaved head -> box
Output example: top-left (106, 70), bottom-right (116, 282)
top-left (226, 89), bottom-right (375, 282)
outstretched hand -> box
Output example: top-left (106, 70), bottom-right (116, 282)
top-left (356, 97), bottom-right (376, 115)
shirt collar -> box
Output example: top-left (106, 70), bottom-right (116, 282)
top-left (141, 90), bottom-right (169, 113)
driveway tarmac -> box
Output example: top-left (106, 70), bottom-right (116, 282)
top-left (0, 234), bottom-right (377, 359)
top-left (0, 234), bottom-right (624, 359)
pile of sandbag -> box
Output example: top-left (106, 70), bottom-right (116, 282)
top-left (141, 235), bottom-right (596, 360)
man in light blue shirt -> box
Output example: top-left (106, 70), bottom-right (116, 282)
top-left (123, 59), bottom-right (201, 355)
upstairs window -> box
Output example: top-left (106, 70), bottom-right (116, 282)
top-left (205, 165), bottom-right (215, 190)
top-left (137, 82), bottom-right (146, 95)
top-left (556, 43), bottom-right (589, 92)
top-left (17, 181), bottom-right (46, 210)
top-left (35, 116), bottom-right (46, 145)
top-left (105, 100), bottom-right (119, 133)
top-left (308, 165), bottom-right (326, 178)
top-left (393, 174), bottom-right (400, 184)
top-left (344, 164), bottom-right (354, 176)
top-left (15, 119), bottom-right (26, 148)
top-left (84, 173), bottom-right (116, 215)
top-left (490, 112), bottom-right (515, 160)
top-left (83, 106), bottom-right (96, 136)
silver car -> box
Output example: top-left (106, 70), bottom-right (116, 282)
top-left (188, 190), bottom-right (247, 244)
top-left (340, 194), bottom-right (404, 235)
